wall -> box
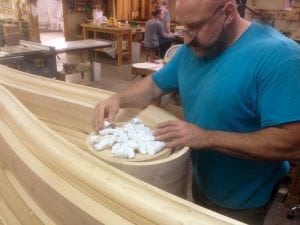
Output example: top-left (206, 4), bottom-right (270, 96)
top-left (247, 0), bottom-right (287, 10)
top-left (0, 0), bottom-right (19, 19)
top-left (246, 0), bottom-right (300, 40)
top-left (37, 0), bottom-right (63, 31)
top-left (114, 0), bottom-right (177, 21)
top-left (64, 12), bottom-right (86, 41)
top-left (167, 0), bottom-right (176, 21)
top-left (0, 0), bottom-right (40, 42)
top-left (248, 0), bottom-right (300, 10)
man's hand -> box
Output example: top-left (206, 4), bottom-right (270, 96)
top-left (93, 96), bottom-right (120, 132)
top-left (154, 120), bottom-right (208, 150)
top-left (92, 77), bottom-right (163, 132)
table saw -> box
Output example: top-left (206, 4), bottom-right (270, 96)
top-left (0, 39), bottom-right (111, 80)
top-left (0, 40), bottom-right (57, 78)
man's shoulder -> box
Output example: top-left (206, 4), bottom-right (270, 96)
top-left (246, 22), bottom-right (300, 59)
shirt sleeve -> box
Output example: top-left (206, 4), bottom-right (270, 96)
top-left (152, 45), bottom-right (184, 92)
top-left (257, 59), bottom-right (300, 127)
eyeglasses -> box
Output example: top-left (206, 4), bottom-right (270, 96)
top-left (182, 4), bottom-right (225, 38)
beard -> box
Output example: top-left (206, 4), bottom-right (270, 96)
top-left (187, 26), bottom-right (228, 58)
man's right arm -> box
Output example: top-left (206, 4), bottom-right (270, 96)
top-left (93, 76), bottom-right (163, 131)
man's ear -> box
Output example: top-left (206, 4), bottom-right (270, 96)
top-left (223, 2), bottom-right (236, 25)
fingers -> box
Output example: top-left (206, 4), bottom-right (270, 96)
top-left (93, 99), bottom-right (120, 132)
top-left (93, 103), bottom-right (105, 132)
top-left (154, 125), bottom-right (179, 136)
top-left (154, 120), bottom-right (182, 137)
top-left (156, 132), bottom-right (188, 150)
top-left (107, 107), bottom-right (118, 123)
top-left (155, 130), bottom-right (180, 141)
top-left (154, 120), bottom-right (197, 150)
top-left (165, 138), bottom-right (184, 150)
top-left (156, 120), bottom-right (179, 129)
top-left (154, 121), bottom-right (183, 150)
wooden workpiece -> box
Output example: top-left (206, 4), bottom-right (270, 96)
top-left (0, 65), bottom-right (245, 225)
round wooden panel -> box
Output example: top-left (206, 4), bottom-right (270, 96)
top-left (86, 131), bottom-right (172, 163)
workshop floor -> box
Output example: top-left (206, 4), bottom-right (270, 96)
top-left (40, 32), bottom-right (300, 225)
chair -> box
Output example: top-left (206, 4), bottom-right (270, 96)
top-left (145, 47), bottom-right (160, 62)
top-left (159, 44), bottom-right (182, 106)
top-left (140, 40), bottom-right (159, 62)
top-left (164, 44), bottom-right (182, 63)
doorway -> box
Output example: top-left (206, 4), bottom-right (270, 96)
top-left (37, 0), bottom-right (65, 45)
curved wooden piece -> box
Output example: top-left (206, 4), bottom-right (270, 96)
top-left (0, 66), bottom-right (245, 224)
top-left (0, 65), bottom-right (189, 197)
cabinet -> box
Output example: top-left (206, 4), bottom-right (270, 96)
top-left (0, 20), bottom-right (30, 47)
top-left (75, 0), bottom-right (92, 12)
top-left (66, 0), bottom-right (92, 13)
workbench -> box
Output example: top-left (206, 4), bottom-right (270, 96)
top-left (47, 39), bottom-right (111, 81)
top-left (0, 40), bottom-right (111, 81)
top-left (81, 23), bottom-right (132, 66)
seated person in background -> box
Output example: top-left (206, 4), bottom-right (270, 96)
top-left (144, 8), bottom-right (175, 59)
top-left (93, 4), bottom-right (106, 24)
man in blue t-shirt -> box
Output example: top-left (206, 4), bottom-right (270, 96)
top-left (93, 0), bottom-right (300, 224)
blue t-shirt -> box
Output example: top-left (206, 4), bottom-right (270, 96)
top-left (152, 21), bottom-right (300, 209)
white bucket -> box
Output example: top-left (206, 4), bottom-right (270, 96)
top-left (93, 62), bottom-right (101, 81)
top-left (132, 42), bottom-right (141, 63)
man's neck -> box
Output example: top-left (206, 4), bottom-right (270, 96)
top-left (228, 17), bottom-right (251, 46)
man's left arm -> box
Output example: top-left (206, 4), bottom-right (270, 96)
top-left (154, 121), bottom-right (300, 161)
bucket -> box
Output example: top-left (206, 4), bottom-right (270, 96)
top-left (93, 62), bottom-right (101, 81)
top-left (132, 42), bottom-right (141, 63)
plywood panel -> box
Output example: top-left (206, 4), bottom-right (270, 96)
top-left (251, 0), bottom-right (286, 9)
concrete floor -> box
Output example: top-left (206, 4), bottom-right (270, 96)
top-left (40, 32), bottom-right (300, 225)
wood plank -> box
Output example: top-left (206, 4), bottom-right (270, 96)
top-left (0, 169), bottom-right (44, 225)
top-left (0, 192), bottom-right (23, 225)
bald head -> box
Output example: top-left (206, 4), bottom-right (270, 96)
top-left (176, 0), bottom-right (236, 25)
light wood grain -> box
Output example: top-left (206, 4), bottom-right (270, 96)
top-left (0, 65), bottom-right (245, 225)
top-left (0, 65), bottom-right (190, 197)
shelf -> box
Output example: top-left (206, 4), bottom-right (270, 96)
top-left (75, 0), bottom-right (92, 13)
